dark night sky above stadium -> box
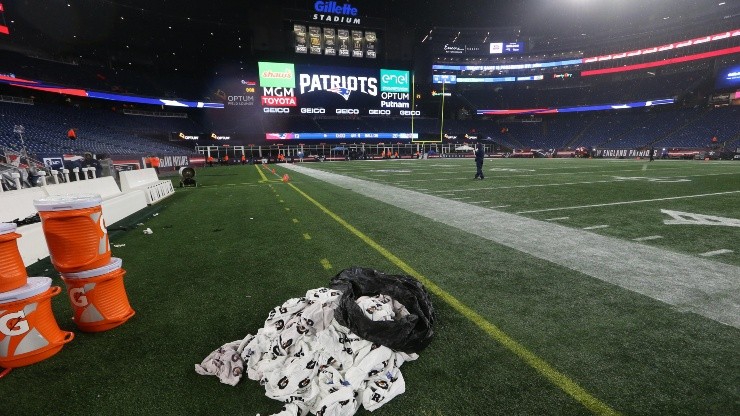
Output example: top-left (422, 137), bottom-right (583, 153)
top-left (1, 0), bottom-right (736, 64)
top-left (5, 0), bottom-right (730, 35)
top-left (93, 0), bottom-right (729, 33)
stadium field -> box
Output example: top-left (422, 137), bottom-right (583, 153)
top-left (10, 157), bottom-right (740, 416)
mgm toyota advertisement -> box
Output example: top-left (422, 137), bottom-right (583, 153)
top-left (257, 62), bottom-right (417, 117)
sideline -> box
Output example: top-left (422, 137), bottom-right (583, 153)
top-left (286, 179), bottom-right (622, 416)
top-left (281, 163), bottom-right (740, 329)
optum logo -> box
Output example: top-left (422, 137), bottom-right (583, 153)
top-left (380, 69), bottom-right (410, 93)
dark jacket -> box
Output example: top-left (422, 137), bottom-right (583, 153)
top-left (474, 146), bottom-right (484, 162)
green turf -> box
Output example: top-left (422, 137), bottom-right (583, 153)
top-left (6, 159), bottom-right (739, 415)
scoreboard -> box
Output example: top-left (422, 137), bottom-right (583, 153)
top-left (211, 62), bottom-right (421, 143)
top-left (257, 62), bottom-right (419, 117)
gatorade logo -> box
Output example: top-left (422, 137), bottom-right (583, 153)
top-left (0, 310), bottom-right (30, 336)
top-left (69, 287), bottom-right (90, 307)
top-left (68, 283), bottom-right (104, 324)
top-left (90, 211), bottom-right (109, 255)
top-left (67, 283), bottom-right (105, 323)
top-left (0, 302), bottom-right (50, 358)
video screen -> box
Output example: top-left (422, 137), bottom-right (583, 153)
top-left (715, 64), bottom-right (740, 90)
top-left (257, 62), bottom-right (417, 117)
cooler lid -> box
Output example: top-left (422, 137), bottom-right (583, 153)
top-left (0, 222), bottom-right (17, 235)
top-left (0, 276), bottom-right (52, 304)
top-left (33, 194), bottom-right (103, 211)
top-left (61, 257), bottom-right (122, 279)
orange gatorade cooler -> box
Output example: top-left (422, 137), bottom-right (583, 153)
top-left (0, 277), bottom-right (74, 368)
top-left (33, 194), bottom-right (110, 273)
top-left (60, 257), bottom-right (135, 332)
top-left (0, 223), bottom-right (27, 292)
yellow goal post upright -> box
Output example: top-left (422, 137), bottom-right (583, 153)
top-left (411, 74), bottom-right (444, 154)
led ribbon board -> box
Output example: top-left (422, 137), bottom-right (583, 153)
top-left (476, 99), bottom-right (675, 115)
top-left (0, 75), bottom-right (223, 108)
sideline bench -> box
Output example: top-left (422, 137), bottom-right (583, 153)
top-left (119, 168), bottom-right (175, 204)
top-left (44, 176), bottom-right (148, 225)
top-left (0, 187), bottom-right (47, 224)
top-left (0, 188), bottom-right (48, 267)
top-left (0, 177), bottom-right (147, 266)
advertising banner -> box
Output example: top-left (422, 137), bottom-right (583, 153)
top-left (39, 154), bottom-right (65, 171)
top-left (432, 74), bottom-right (457, 84)
top-left (716, 64), bottom-right (740, 90)
top-left (380, 69), bottom-right (410, 93)
top-left (157, 155), bottom-right (190, 169)
top-left (438, 42), bottom-right (525, 56)
top-left (297, 64), bottom-right (378, 110)
top-left (284, 4), bottom-right (385, 28)
top-left (255, 63), bottom-right (415, 117)
top-left (490, 42), bottom-right (524, 54)
top-left (258, 62), bottom-right (296, 89)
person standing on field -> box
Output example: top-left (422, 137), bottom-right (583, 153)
top-left (474, 143), bottom-right (485, 180)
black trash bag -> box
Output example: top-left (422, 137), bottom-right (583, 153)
top-left (330, 267), bottom-right (435, 354)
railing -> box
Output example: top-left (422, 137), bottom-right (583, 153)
top-left (0, 95), bottom-right (34, 105)
top-left (122, 109), bottom-right (188, 118)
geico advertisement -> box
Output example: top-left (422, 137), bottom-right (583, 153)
top-left (259, 63), bottom-right (413, 115)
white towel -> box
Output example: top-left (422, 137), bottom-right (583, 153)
top-left (196, 288), bottom-right (418, 416)
top-left (194, 340), bottom-right (244, 386)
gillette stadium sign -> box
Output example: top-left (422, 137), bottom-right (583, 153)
top-left (312, 1), bottom-right (361, 24)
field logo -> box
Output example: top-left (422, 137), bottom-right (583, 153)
top-left (380, 69), bottom-right (409, 93)
top-left (661, 209), bottom-right (740, 227)
top-left (258, 62), bottom-right (296, 88)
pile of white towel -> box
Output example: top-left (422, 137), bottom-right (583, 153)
top-left (196, 288), bottom-right (418, 416)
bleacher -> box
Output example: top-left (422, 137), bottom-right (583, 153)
top-left (662, 106), bottom-right (739, 148)
top-left (0, 101), bottom-right (200, 156)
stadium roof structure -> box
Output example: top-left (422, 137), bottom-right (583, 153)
top-left (0, 0), bottom-right (736, 74)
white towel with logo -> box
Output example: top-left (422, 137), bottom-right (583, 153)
top-left (196, 288), bottom-right (418, 416)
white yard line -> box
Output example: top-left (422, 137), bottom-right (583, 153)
top-left (283, 164), bottom-right (740, 329)
top-left (633, 235), bottom-right (664, 242)
top-left (700, 249), bottom-right (734, 257)
top-left (434, 179), bottom-right (616, 193)
top-left (583, 225), bottom-right (609, 230)
top-left (545, 217), bottom-right (570, 221)
top-left (517, 191), bottom-right (740, 214)
top-left (416, 172), bottom-right (739, 194)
